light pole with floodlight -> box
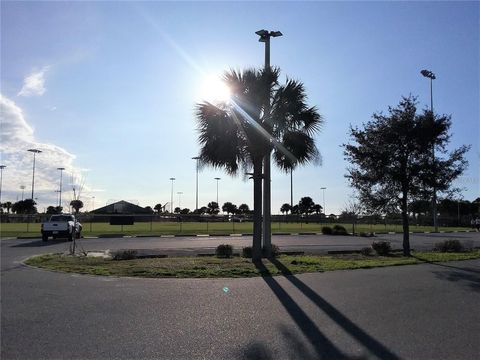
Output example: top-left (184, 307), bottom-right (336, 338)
top-left (57, 167), bottom-right (65, 208)
top-left (20, 185), bottom-right (25, 201)
top-left (320, 187), bottom-right (326, 217)
top-left (214, 177), bottom-right (221, 205)
top-left (192, 156), bottom-right (200, 211)
top-left (0, 165), bottom-right (6, 205)
top-left (169, 177), bottom-right (175, 213)
top-left (28, 149), bottom-right (42, 200)
top-left (256, 29), bottom-right (283, 256)
top-left (177, 192), bottom-right (183, 209)
top-left (421, 69), bottom-right (438, 232)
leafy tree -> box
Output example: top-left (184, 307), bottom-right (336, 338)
top-left (409, 199), bottom-right (431, 217)
top-left (280, 203), bottom-right (291, 215)
top-left (180, 208), bottom-right (191, 215)
top-left (222, 202), bottom-right (237, 215)
top-left (174, 207), bottom-right (181, 214)
top-left (207, 201), bottom-right (220, 215)
top-left (196, 68), bottom-right (322, 260)
top-left (238, 203), bottom-right (250, 215)
top-left (291, 205), bottom-right (299, 215)
top-left (312, 204), bottom-right (322, 215)
top-left (154, 204), bottom-right (163, 213)
top-left (70, 200), bottom-right (84, 214)
top-left (11, 199), bottom-right (37, 214)
top-left (46, 206), bottom-right (60, 214)
top-left (144, 206), bottom-right (154, 214)
top-left (298, 196), bottom-right (315, 215)
top-left (2, 201), bottom-right (12, 214)
top-left (344, 96), bottom-right (469, 255)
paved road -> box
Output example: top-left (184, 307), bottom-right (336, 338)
top-left (2, 235), bottom-right (480, 359)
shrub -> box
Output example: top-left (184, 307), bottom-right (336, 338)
top-left (371, 241), bottom-right (391, 256)
top-left (360, 247), bottom-right (373, 256)
top-left (322, 226), bottom-right (333, 235)
top-left (332, 224), bottom-right (348, 235)
top-left (434, 240), bottom-right (464, 253)
top-left (263, 244), bottom-right (281, 258)
top-left (242, 246), bottom-right (252, 258)
top-left (112, 250), bottom-right (138, 260)
top-left (216, 244), bottom-right (233, 258)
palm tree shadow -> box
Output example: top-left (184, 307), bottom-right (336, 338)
top-left (267, 258), bottom-right (400, 360)
top-left (253, 260), bottom-right (351, 359)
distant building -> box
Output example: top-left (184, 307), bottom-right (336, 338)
top-left (90, 200), bottom-right (152, 214)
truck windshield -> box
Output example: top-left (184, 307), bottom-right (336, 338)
top-left (50, 215), bottom-right (74, 222)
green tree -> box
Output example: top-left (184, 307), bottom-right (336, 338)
top-left (207, 201), bottom-right (220, 215)
top-left (70, 200), bottom-right (84, 214)
top-left (280, 203), bottom-right (291, 215)
top-left (238, 203), bottom-right (250, 215)
top-left (180, 208), bottom-right (191, 215)
top-left (174, 207), bottom-right (181, 214)
top-left (222, 202), bottom-right (237, 215)
top-left (2, 201), bottom-right (12, 214)
top-left (154, 204), bottom-right (163, 213)
top-left (196, 68), bottom-right (322, 260)
top-left (298, 196), bottom-right (315, 215)
top-left (344, 96), bottom-right (469, 255)
top-left (12, 199), bottom-right (37, 214)
top-left (46, 206), bottom-right (59, 214)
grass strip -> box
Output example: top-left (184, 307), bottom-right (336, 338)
top-left (24, 251), bottom-right (480, 278)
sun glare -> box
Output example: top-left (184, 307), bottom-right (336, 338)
top-left (200, 75), bottom-right (231, 104)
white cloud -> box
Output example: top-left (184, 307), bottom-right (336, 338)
top-left (17, 67), bottom-right (49, 97)
top-left (0, 94), bottom-right (90, 209)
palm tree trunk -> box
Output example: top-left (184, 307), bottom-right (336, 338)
top-left (252, 156), bottom-right (263, 262)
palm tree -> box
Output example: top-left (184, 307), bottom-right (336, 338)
top-left (70, 200), bottom-right (83, 214)
top-left (280, 203), bottom-right (291, 215)
top-left (196, 68), bottom-right (322, 260)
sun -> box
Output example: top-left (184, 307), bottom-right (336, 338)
top-left (200, 74), bottom-right (231, 103)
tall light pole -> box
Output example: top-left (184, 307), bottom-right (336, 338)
top-left (421, 69), bottom-right (437, 232)
top-left (20, 185), bottom-right (25, 201)
top-left (28, 149), bottom-right (42, 200)
top-left (0, 165), bottom-right (6, 205)
top-left (192, 156), bottom-right (200, 211)
top-left (320, 187), bottom-right (327, 216)
top-left (256, 29), bottom-right (282, 257)
top-left (214, 177), bottom-right (221, 205)
top-left (92, 196), bottom-right (95, 211)
top-left (177, 192), bottom-right (183, 209)
top-left (57, 167), bottom-right (65, 208)
top-left (169, 177), bottom-right (175, 213)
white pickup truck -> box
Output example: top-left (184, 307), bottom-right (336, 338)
top-left (41, 214), bottom-right (82, 242)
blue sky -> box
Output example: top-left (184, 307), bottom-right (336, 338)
top-left (1, 1), bottom-right (478, 214)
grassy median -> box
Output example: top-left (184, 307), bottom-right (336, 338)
top-left (24, 251), bottom-right (480, 278)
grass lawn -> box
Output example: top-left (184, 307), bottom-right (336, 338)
top-left (1, 221), bottom-right (472, 238)
top-left (25, 250), bottom-right (480, 278)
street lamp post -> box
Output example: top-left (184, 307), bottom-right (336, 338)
top-left (57, 167), bottom-right (65, 208)
top-left (320, 187), bottom-right (327, 217)
top-left (290, 169), bottom-right (293, 208)
top-left (421, 69), bottom-right (437, 232)
top-left (28, 149), bottom-right (42, 201)
top-left (169, 177), bottom-right (175, 213)
top-left (177, 192), bottom-right (183, 209)
top-left (256, 29), bottom-right (283, 257)
top-left (214, 177), bottom-right (221, 205)
top-left (192, 156), bottom-right (200, 211)
top-left (0, 165), bottom-right (6, 205)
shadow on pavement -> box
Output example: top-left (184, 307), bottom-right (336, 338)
top-left (253, 260), bottom-right (352, 359)
top-left (11, 239), bottom-right (68, 247)
top-left (255, 258), bottom-right (400, 360)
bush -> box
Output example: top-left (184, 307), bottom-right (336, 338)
top-left (333, 224), bottom-right (348, 235)
top-left (263, 244), bottom-right (281, 258)
top-left (360, 247), bottom-right (373, 256)
top-left (322, 226), bottom-right (333, 235)
top-left (112, 250), bottom-right (137, 260)
top-left (216, 244), bottom-right (233, 258)
top-left (434, 240), bottom-right (464, 253)
top-left (242, 246), bottom-right (252, 258)
top-left (371, 241), bottom-right (391, 256)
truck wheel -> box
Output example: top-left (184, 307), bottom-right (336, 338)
top-left (42, 234), bottom-right (48, 242)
